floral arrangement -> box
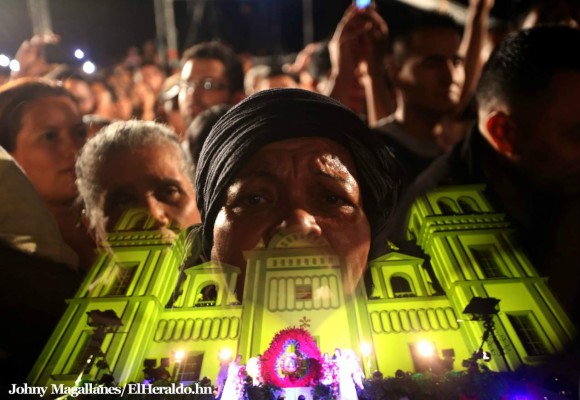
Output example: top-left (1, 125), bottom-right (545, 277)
top-left (230, 364), bottom-right (247, 399)
top-left (260, 327), bottom-right (323, 388)
top-left (319, 352), bottom-right (340, 397)
top-left (246, 357), bottom-right (263, 386)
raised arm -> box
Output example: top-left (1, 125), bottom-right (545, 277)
top-left (325, 6), bottom-right (366, 105)
top-left (457, 0), bottom-right (495, 114)
top-left (358, 6), bottom-right (396, 126)
top-left (10, 33), bottom-right (59, 80)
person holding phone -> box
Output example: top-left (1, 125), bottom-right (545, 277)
top-left (325, 3), bottom-right (396, 126)
top-left (10, 34), bottom-right (60, 80)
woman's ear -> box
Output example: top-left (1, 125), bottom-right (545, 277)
top-left (484, 111), bottom-right (518, 158)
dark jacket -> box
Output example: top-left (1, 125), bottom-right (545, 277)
top-left (378, 126), bottom-right (580, 327)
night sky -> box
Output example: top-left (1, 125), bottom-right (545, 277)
top-left (0, 0), bottom-right (516, 68)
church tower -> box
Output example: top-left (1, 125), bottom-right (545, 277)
top-left (28, 209), bottom-right (188, 385)
top-left (366, 250), bottom-right (471, 374)
top-left (406, 185), bottom-right (577, 371)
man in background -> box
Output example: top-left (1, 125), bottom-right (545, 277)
top-left (178, 41), bottom-right (245, 126)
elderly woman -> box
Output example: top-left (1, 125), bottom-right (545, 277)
top-left (194, 88), bottom-right (399, 297)
top-left (76, 120), bottom-right (201, 243)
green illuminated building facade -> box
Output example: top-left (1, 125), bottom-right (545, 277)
top-left (29, 185), bottom-right (577, 389)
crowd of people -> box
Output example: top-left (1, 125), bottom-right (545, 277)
top-left (1, 0), bottom-right (579, 386)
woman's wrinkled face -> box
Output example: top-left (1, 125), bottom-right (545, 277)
top-left (98, 143), bottom-right (200, 232)
top-left (211, 137), bottom-right (371, 295)
top-left (11, 95), bottom-right (86, 204)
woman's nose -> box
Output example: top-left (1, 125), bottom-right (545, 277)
top-left (61, 133), bottom-right (82, 159)
top-left (145, 196), bottom-right (170, 228)
top-left (282, 208), bottom-right (322, 236)
top-left (265, 208), bottom-right (322, 245)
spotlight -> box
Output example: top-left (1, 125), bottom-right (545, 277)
top-left (463, 296), bottom-right (510, 370)
top-left (74, 49), bottom-right (85, 59)
top-left (82, 61), bottom-right (96, 74)
top-left (417, 340), bottom-right (435, 358)
top-left (219, 348), bottom-right (233, 361)
top-left (463, 297), bottom-right (500, 320)
top-left (0, 54), bottom-right (9, 67)
top-left (463, 349), bottom-right (492, 369)
top-left (9, 60), bottom-right (20, 72)
top-left (174, 350), bottom-right (185, 363)
top-left (480, 350), bottom-right (491, 362)
top-left (360, 342), bottom-right (372, 357)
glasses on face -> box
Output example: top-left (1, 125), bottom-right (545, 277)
top-left (180, 78), bottom-right (229, 94)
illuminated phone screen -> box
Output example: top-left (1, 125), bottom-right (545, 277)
top-left (355, 0), bottom-right (371, 8)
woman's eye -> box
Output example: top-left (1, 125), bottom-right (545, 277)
top-left (110, 193), bottom-right (136, 210)
top-left (243, 195), bottom-right (267, 206)
top-left (323, 194), bottom-right (348, 206)
top-left (158, 185), bottom-right (182, 203)
top-left (41, 131), bottom-right (59, 142)
top-left (76, 127), bottom-right (88, 140)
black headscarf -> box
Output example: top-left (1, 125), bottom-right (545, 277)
top-left (196, 88), bottom-right (400, 257)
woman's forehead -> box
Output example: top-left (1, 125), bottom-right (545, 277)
top-left (230, 137), bottom-right (357, 181)
top-left (99, 142), bottom-right (184, 177)
top-left (257, 136), bottom-right (347, 151)
top-left (243, 137), bottom-right (355, 170)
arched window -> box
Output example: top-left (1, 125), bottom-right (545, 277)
top-left (436, 197), bottom-right (458, 215)
top-left (195, 284), bottom-right (218, 307)
top-left (390, 276), bottom-right (415, 298)
top-left (458, 196), bottom-right (480, 214)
